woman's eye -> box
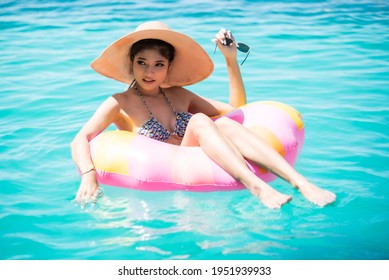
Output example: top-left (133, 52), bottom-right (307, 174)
top-left (156, 63), bottom-right (165, 67)
top-left (137, 60), bottom-right (146, 65)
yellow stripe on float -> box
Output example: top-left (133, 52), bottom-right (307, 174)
top-left (260, 101), bottom-right (304, 130)
top-left (92, 130), bottom-right (136, 175)
top-left (248, 125), bottom-right (286, 157)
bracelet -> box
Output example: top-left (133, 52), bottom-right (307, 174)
top-left (81, 167), bottom-right (96, 176)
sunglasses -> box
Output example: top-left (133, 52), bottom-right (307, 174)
top-left (214, 36), bottom-right (250, 65)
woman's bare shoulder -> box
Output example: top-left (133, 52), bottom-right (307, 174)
top-left (112, 89), bottom-right (131, 101)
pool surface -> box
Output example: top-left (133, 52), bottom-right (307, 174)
top-left (0, 0), bottom-right (388, 260)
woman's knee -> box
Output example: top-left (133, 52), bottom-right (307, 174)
top-left (191, 112), bottom-right (212, 122)
top-left (186, 113), bottom-right (216, 137)
top-left (182, 113), bottom-right (216, 146)
top-left (214, 117), bottom-right (240, 135)
top-left (188, 113), bottom-right (213, 128)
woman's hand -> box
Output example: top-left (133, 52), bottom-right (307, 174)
top-left (213, 28), bottom-right (238, 61)
top-left (75, 171), bottom-right (103, 206)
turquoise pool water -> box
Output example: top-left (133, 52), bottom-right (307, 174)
top-left (1, 0), bottom-right (388, 260)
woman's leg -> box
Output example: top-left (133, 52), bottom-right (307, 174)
top-left (214, 117), bottom-right (336, 207)
top-left (181, 113), bottom-right (292, 209)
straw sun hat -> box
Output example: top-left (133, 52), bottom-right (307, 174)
top-left (90, 21), bottom-right (214, 88)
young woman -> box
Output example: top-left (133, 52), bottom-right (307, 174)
top-left (71, 21), bottom-right (336, 209)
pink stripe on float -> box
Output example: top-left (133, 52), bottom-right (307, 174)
top-left (171, 145), bottom-right (216, 187)
top-left (97, 169), bottom-right (245, 192)
top-left (127, 134), bottom-right (175, 183)
top-left (217, 108), bottom-right (245, 124)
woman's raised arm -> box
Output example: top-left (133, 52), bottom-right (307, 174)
top-left (214, 29), bottom-right (247, 107)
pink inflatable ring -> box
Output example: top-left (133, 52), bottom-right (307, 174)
top-left (90, 101), bottom-right (305, 192)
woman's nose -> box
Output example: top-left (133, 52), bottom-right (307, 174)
top-left (145, 66), bottom-right (154, 74)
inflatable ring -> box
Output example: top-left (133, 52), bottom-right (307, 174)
top-left (90, 101), bottom-right (305, 192)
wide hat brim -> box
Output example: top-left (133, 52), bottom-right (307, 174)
top-left (90, 22), bottom-right (214, 87)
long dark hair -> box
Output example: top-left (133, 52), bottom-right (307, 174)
top-left (129, 39), bottom-right (175, 63)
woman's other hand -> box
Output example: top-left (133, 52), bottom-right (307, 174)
top-left (75, 171), bottom-right (102, 206)
top-left (213, 28), bottom-right (238, 60)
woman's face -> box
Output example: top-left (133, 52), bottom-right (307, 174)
top-left (132, 48), bottom-right (170, 91)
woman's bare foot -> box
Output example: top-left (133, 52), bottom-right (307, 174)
top-left (297, 180), bottom-right (336, 207)
top-left (249, 185), bottom-right (292, 209)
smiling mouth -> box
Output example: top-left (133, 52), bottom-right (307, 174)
top-left (143, 78), bottom-right (155, 83)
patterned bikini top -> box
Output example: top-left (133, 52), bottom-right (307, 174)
top-left (135, 87), bottom-right (192, 142)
